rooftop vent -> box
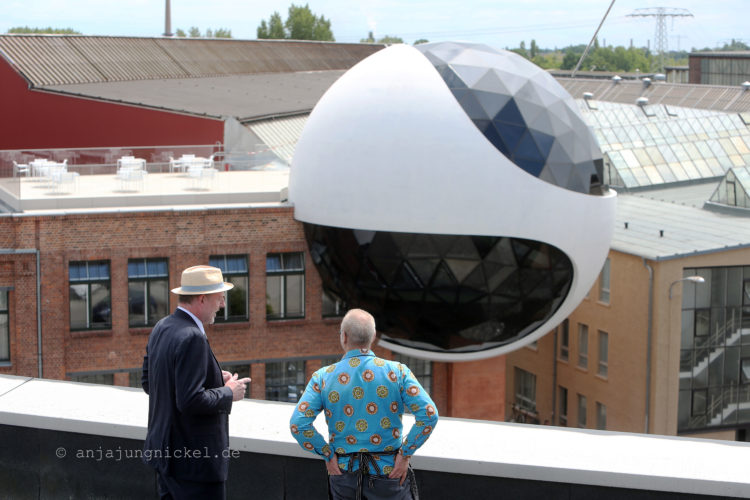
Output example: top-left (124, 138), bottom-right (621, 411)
top-left (612, 75), bottom-right (622, 83)
top-left (742, 81), bottom-right (750, 91)
top-left (636, 97), bottom-right (649, 106)
top-left (642, 77), bottom-right (652, 88)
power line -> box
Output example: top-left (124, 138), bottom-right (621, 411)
top-left (627, 7), bottom-right (693, 73)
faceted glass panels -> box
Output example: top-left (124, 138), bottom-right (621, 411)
top-left (417, 42), bottom-right (604, 195)
top-left (305, 223), bottom-right (573, 354)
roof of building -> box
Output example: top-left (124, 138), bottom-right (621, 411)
top-left (44, 71), bottom-right (346, 121)
top-left (612, 192), bottom-right (750, 261)
top-left (2, 374), bottom-right (750, 497)
top-left (0, 35), bottom-right (383, 121)
top-left (559, 78), bottom-right (750, 113)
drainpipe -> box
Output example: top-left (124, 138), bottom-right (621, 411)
top-left (0, 249), bottom-right (42, 378)
top-left (551, 327), bottom-right (558, 424)
top-left (643, 258), bottom-right (654, 434)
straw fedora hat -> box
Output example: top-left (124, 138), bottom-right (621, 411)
top-left (171, 265), bottom-right (234, 295)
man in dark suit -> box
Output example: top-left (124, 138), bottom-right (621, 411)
top-left (142, 265), bottom-right (250, 499)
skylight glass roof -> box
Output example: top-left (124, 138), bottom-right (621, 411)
top-left (578, 100), bottom-right (750, 189)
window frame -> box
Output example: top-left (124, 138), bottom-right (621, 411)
top-left (0, 290), bottom-right (9, 363)
top-left (210, 255), bottom-right (250, 323)
top-left (577, 393), bottom-right (587, 428)
top-left (69, 260), bottom-right (112, 331)
top-left (265, 359), bottom-right (306, 402)
top-left (127, 258), bottom-right (169, 327)
top-left (394, 353), bottom-right (432, 394)
top-left (597, 330), bottom-right (609, 378)
top-left (514, 367), bottom-right (537, 413)
top-left (599, 258), bottom-right (611, 303)
top-left (559, 319), bottom-right (569, 361)
top-left (578, 323), bottom-right (589, 369)
top-left (266, 252), bottom-right (305, 320)
top-left (558, 386), bottom-right (568, 427)
top-left (596, 402), bottom-right (607, 430)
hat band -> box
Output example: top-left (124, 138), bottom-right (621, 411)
top-left (178, 282), bottom-right (227, 293)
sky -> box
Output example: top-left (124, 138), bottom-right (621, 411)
top-left (1, 0), bottom-right (747, 52)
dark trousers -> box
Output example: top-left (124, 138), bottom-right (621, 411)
top-left (329, 472), bottom-right (414, 500)
top-left (156, 471), bottom-right (226, 500)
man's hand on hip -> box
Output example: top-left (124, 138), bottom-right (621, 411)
top-left (326, 454), bottom-right (342, 476)
top-left (388, 452), bottom-right (410, 485)
top-left (225, 373), bottom-right (251, 401)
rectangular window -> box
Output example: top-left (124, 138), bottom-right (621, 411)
top-left (265, 360), bottom-right (305, 402)
top-left (0, 290), bottom-right (9, 362)
top-left (599, 258), bottom-right (611, 303)
top-left (559, 319), bottom-right (569, 361)
top-left (221, 362), bottom-right (251, 398)
top-left (128, 258), bottom-right (169, 327)
top-left (578, 323), bottom-right (589, 369)
top-left (596, 402), bottom-right (607, 430)
top-left (558, 386), bottom-right (568, 427)
top-left (514, 367), bottom-right (537, 413)
top-left (266, 252), bottom-right (305, 319)
top-left (129, 370), bottom-right (143, 388)
top-left (578, 394), bottom-right (587, 428)
top-left (322, 289), bottom-right (346, 318)
top-left (394, 354), bottom-right (432, 394)
top-left (70, 373), bottom-right (114, 385)
top-left (210, 255), bottom-right (249, 322)
top-left (598, 330), bottom-right (609, 378)
top-left (69, 261), bottom-right (111, 330)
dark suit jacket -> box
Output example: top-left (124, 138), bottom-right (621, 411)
top-left (142, 308), bottom-right (234, 482)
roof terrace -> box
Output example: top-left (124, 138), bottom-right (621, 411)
top-left (0, 145), bottom-right (290, 213)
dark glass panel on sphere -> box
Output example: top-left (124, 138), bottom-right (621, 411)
top-left (305, 223), bottom-right (573, 354)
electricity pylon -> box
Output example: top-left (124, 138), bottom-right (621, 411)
top-left (628, 7), bottom-right (693, 73)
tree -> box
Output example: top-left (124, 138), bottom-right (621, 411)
top-left (213, 28), bottom-right (232, 39)
top-left (258, 4), bottom-right (334, 41)
top-left (257, 13), bottom-right (285, 39)
top-left (175, 28), bottom-right (186, 37)
top-left (414, 39), bottom-right (429, 45)
top-left (7, 26), bottom-right (81, 34)
top-left (360, 32), bottom-right (402, 44)
top-left (188, 26), bottom-right (201, 37)
top-left (530, 39), bottom-right (538, 59)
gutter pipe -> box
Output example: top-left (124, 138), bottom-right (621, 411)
top-left (643, 258), bottom-right (654, 434)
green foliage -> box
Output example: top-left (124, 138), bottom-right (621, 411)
top-left (360, 32), bottom-right (403, 44)
top-left (7, 26), bottom-right (81, 34)
top-left (258, 4), bottom-right (334, 41)
top-left (179, 27), bottom-right (232, 38)
top-left (719, 39), bottom-right (750, 51)
top-left (413, 39), bottom-right (429, 45)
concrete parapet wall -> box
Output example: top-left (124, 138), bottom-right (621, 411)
top-left (0, 374), bottom-right (748, 499)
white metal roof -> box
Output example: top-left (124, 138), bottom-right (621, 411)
top-left (612, 192), bottom-right (750, 260)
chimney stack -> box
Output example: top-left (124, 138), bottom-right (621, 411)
top-left (164, 0), bottom-right (173, 37)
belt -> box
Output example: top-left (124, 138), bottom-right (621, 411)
top-left (328, 449), bottom-right (419, 500)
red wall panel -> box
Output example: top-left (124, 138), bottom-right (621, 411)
top-left (0, 58), bottom-right (223, 150)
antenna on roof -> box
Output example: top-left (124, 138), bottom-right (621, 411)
top-left (572, 0), bottom-right (617, 78)
top-left (164, 0), bottom-right (173, 37)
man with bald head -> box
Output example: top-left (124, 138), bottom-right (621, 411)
top-left (291, 308), bottom-right (438, 499)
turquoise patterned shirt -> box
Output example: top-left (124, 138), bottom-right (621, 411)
top-left (289, 349), bottom-right (438, 473)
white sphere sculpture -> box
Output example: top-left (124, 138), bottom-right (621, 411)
top-left (290, 42), bottom-right (616, 361)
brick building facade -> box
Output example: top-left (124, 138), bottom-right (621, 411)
top-left (0, 205), bottom-right (505, 420)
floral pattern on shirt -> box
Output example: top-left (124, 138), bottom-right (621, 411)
top-left (289, 349), bottom-right (438, 472)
